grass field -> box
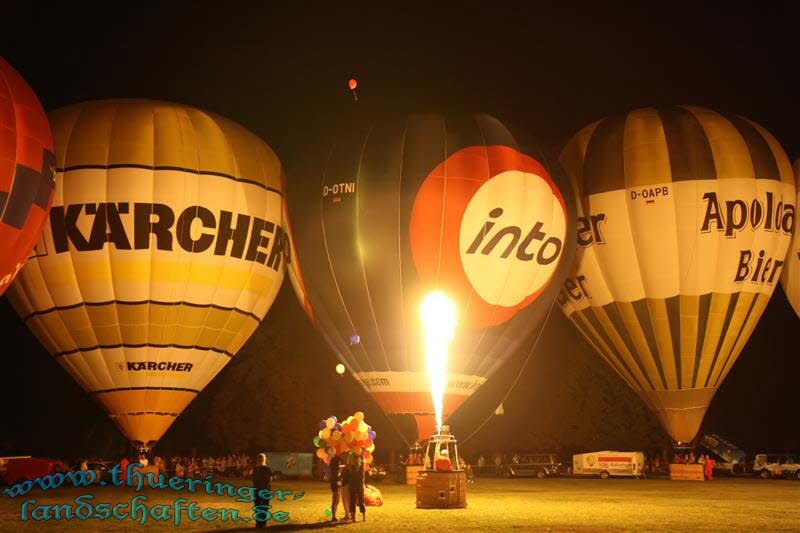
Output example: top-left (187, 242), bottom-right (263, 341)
top-left (1, 476), bottom-right (798, 531)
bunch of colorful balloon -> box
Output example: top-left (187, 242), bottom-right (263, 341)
top-left (313, 411), bottom-right (377, 465)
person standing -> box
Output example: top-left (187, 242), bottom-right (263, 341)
top-left (435, 449), bottom-right (452, 471)
top-left (328, 455), bottom-right (342, 521)
top-left (462, 459), bottom-right (475, 484)
top-left (340, 458), bottom-right (352, 521)
top-left (252, 453), bottom-right (272, 529)
top-left (118, 456), bottom-right (129, 485)
top-left (704, 454), bottom-right (715, 481)
top-left (348, 456), bottom-right (366, 522)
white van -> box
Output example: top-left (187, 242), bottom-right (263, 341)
top-left (753, 454), bottom-right (800, 479)
top-left (573, 451), bottom-right (644, 479)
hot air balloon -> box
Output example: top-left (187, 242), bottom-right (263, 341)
top-left (6, 99), bottom-right (288, 451)
top-left (0, 57), bottom-right (55, 295)
top-left (557, 106), bottom-right (796, 444)
top-left (780, 160), bottom-right (800, 318)
top-left (286, 113), bottom-right (575, 442)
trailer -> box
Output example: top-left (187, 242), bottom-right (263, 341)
top-left (266, 452), bottom-right (313, 479)
top-left (572, 451), bottom-right (644, 479)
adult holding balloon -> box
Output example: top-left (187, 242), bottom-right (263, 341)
top-left (7, 99), bottom-right (288, 452)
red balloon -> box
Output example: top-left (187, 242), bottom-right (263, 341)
top-left (0, 58), bottom-right (55, 296)
top-left (348, 78), bottom-right (357, 90)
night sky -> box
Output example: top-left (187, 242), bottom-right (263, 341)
top-left (1, 2), bottom-right (798, 459)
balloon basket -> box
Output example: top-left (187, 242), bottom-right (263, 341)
top-left (416, 470), bottom-right (467, 508)
top-left (416, 426), bottom-right (467, 509)
top-left (669, 464), bottom-right (704, 481)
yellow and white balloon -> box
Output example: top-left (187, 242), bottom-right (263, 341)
top-left (7, 100), bottom-right (288, 450)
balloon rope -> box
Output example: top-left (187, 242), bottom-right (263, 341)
top-left (389, 415), bottom-right (412, 450)
top-left (460, 298), bottom-right (557, 446)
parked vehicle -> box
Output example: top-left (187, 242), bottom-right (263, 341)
top-left (87, 461), bottom-right (115, 483)
top-left (499, 453), bottom-right (563, 479)
top-left (753, 454), bottom-right (800, 479)
top-left (0, 456), bottom-right (68, 485)
top-left (573, 451), bottom-right (644, 479)
top-left (700, 434), bottom-right (746, 475)
top-left (367, 464), bottom-right (387, 482)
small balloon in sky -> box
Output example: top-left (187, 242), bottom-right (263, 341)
top-left (348, 78), bottom-right (358, 101)
top-left (349, 334), bottom-right (360, 345)
top-left (336, 363), bottom-right (346, 375)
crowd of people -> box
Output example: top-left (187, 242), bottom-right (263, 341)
top-left (72, 453), bottom-right (260, 480)
top-left (399, 447), bottom-right (475, 482)
top-left (167, 454), bottom-right (256, 478)
top-left (400, 450), bottom-right (425, 466)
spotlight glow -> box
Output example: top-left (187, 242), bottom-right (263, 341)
top-left (420, 290), bottom-right (457, 434)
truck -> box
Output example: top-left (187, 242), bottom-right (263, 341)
top-left (572, 451), bottom-right (644, 479)
top-left (699, 434), bottom-right (746, 475)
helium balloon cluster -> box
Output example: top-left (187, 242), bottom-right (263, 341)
top-left (313, 411), bottom-right (377, 465)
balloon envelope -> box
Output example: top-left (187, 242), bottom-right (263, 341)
top-left (0, 57), bottom-right (55, 296)
top-left (7, 99), bottom-right (287, 450)
top-left (558, 106), bottom-right (795, 443)
top-left (287, 113), bottom-right (575, 442)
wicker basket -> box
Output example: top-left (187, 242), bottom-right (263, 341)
top-left (416, 470), bottom-right (467, 508)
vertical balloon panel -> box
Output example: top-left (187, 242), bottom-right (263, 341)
top-left (780, 160), bottom-right (800, 319)
top-left (7, 100), bottom-right (286, 449)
